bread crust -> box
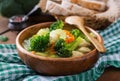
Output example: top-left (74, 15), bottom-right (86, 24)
top-left (46, 0), bottom-right (73, 16)
top-left (70, 0), bottom-right (106, 11)
top-left (61, 1), bottom-right (97, 16)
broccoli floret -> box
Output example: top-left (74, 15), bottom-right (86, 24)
top-left (50, 20), bottom-right (64, 31)
top-left (66, 36), bottom-right (84, 51)
top-left (0, 0), bottom-right (40, 17)
top-left (0, 35), bottom-right (8, 42)
top-left (54, 38), bottom-right (66, 51)
top-left (70, 29), bottom-right (81, 38)
top-left (54, 36), bottom-right (83, 57)
top-left (57, 47), bottom-right (72, 57)
top-left (71, 29), bottom-right (88, 41)
top-left (30, 33), bottom-right (49, 52)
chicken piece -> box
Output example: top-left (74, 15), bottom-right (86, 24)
top-left (78, 47), bottom-right (91, 53)
top-left (72, 51), bottom-right (84, 57)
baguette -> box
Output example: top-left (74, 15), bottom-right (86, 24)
top-left (46, 0), bottom-right (73, 16)
top-left (70, 0), bottom-right (107, 11)
top-left (61, 1), bottom-right (97, 16)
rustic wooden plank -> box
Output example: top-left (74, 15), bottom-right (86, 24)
top-left (0, 16), bottom-right (9, 33)
top-left (0, 15), bottom-right (120, 81)
top-left (0, 31), bottom-right (18, 44)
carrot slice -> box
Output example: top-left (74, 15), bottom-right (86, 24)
top-left (31, 51), bottom-right (36, 54)
top-left (64, 30), bottom-right (75, 43)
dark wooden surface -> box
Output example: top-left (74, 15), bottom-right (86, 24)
top-left (0, 16), bottom-right (120, 81)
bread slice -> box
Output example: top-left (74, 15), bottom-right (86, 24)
top-left (46, 0), bottom-right (73, 16)
top-left (70, 0), bottom-right (106, 11)
top-left (39, 0), bottom-right (48, 12)
top-left (61, 1), bottom-right (97, 16)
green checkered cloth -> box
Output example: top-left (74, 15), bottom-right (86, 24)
top-left (0, 19), bottom-right (120, 81)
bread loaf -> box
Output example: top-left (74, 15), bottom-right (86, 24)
top-left (39, 0), bottom-right (48, 12)
top-left (46, 0), bottom-right (73, 16)
top-left (95, 0), bottom-right (120, 22)
top-left (70, 0), bottom-right (107, 11)
top-left (61, 1), bottom-right (97, 16)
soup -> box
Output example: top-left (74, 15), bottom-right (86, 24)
top-left (23, 20), bottom-right (95, 58)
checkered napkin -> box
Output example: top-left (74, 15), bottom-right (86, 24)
top-left (0, 19), bottom-right (120, 81)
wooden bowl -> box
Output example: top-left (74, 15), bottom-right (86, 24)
top-left (16, 22), bottom-right (103, 76)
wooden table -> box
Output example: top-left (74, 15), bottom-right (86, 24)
top-left (0, 16), bottom-right (120, 81)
